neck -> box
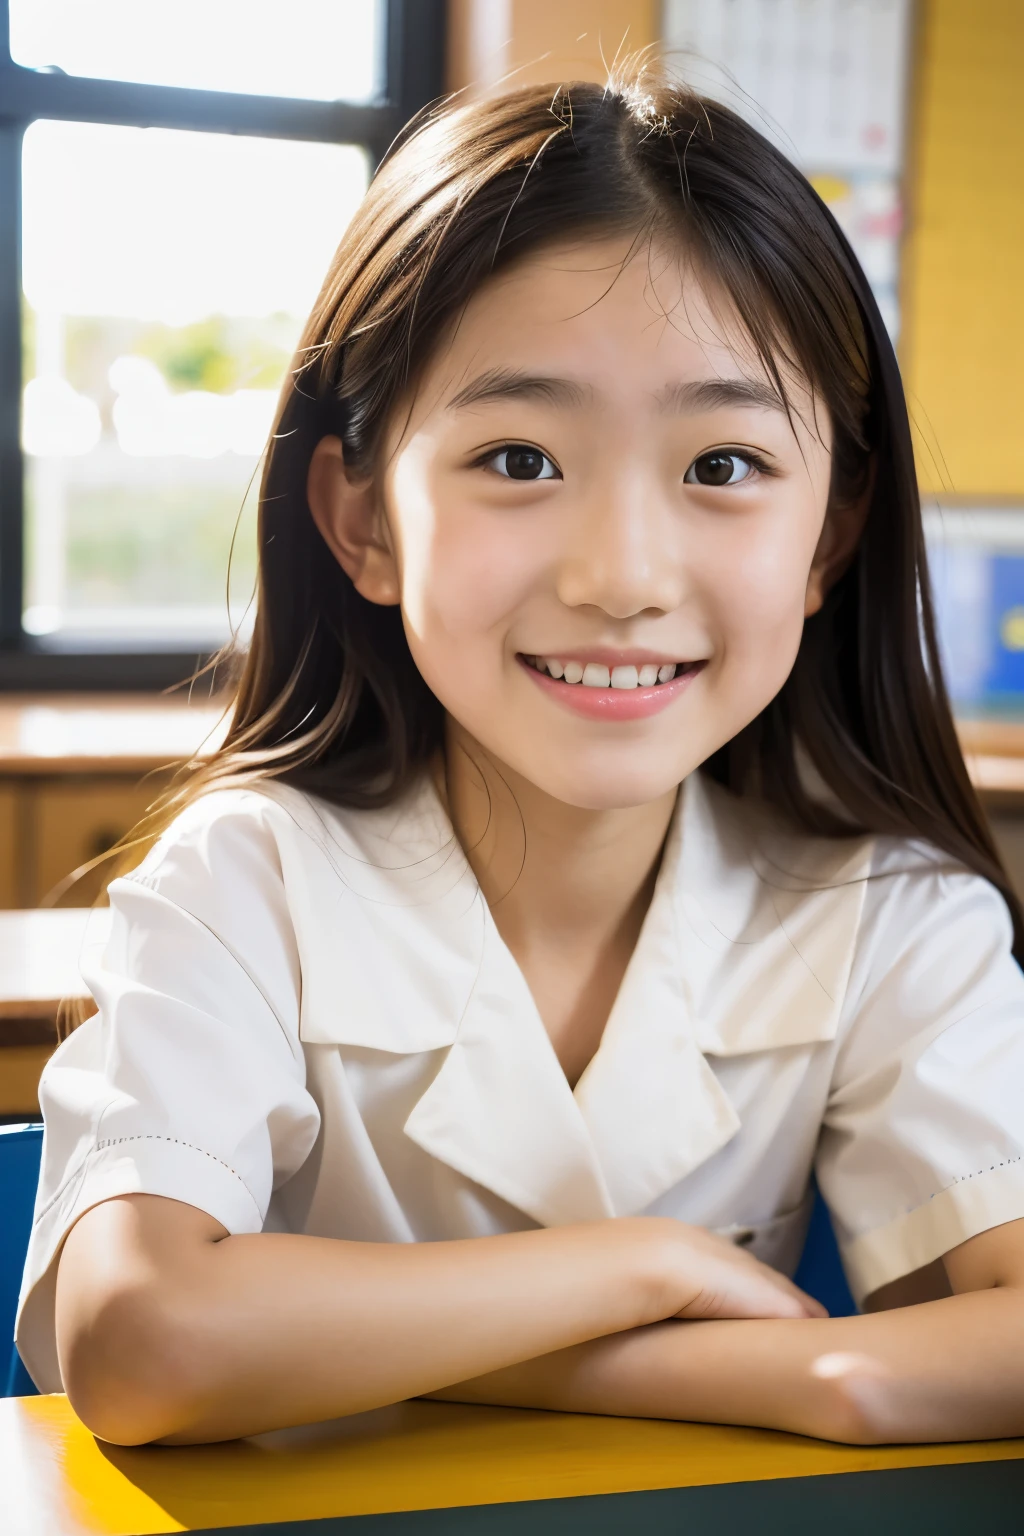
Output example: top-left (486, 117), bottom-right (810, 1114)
top-left (438, 719), bottom-right (679, 958)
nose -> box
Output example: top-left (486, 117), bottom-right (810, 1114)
top-left (555, 475), bottom-right (684, 619)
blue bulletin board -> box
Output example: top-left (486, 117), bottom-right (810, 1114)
top-left (927, 512), bottom-right (1024, 713)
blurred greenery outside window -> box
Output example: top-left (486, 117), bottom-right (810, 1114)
top-left (0, 1), bottom-right (444, 677)
top-left (20, 119), bottom-right (368, 641)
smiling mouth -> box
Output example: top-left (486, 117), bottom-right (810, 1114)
top-left (520, 655), bottom-right (706, 690)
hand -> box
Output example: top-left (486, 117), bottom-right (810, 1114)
top-left (626, 1217), bottom-right (828, 1325)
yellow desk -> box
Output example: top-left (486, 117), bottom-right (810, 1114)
top-left (4, 1395), bottom-right (1023, 1535)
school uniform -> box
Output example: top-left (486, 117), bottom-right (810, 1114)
top-left (16, 768), bottom-right (1024, 1392)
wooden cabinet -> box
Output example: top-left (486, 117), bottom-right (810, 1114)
top-left (0, 787), bottom-right (17, 907)
top-left (0, 1044), bottom-right (54, 1117)
top-left (29, 776), bottom-right (170, 906)
top-left (0, 693), bottom-right (226, 908)
top-left (0, 772), bottom-right (177, 906)
top-left (0, 909), bottom-right (108, 1116)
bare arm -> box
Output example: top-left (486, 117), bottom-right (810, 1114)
top-left (54, 1193), bottom-right (818, 1445)
top-left (431, 1218), bottom-right (1024, 1444)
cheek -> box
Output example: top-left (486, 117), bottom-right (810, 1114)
top-left (392, 466), bottom-right (548, 652)
top-left (701, 510), bottom-right (820, 668)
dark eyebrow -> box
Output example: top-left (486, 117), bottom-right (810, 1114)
top-left (446, 369), bottom-right (786, 416)
top-left (446, 368), bottom-right (593, 412)
top-left (654, 378), bottom-right (786, 414)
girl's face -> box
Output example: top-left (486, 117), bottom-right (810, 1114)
top-left (313, 235), bottom-right (845, 811)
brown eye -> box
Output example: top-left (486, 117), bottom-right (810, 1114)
top-left (488, 445), bottom-right (558, 481)
top-left (684, 452), bottom-right (754, 487)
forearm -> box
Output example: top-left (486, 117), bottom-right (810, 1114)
top-left (165, 1227), bottom-right (646, 1440)
top-left (57, 1196), bottom-right (662, 1444)
top-left (433, 1289), bottom-right (1024, 1444)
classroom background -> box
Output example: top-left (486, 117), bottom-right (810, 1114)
top-left (1, 0), bottom-right (1023, 1123)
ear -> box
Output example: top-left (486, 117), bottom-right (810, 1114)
top-left (804, 469), bottom-right (873, 618)
top-left (306, 435), bottom-right (401, 606)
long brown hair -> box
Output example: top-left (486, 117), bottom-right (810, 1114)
top-left (89, 64), bottom-right (1024, 970)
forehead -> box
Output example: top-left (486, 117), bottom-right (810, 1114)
top-left (419, 232), bottom-right (804, 409)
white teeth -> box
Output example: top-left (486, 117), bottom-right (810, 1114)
top-left (528, 655), bottom-right (684, 687)
top-left (582, 663), bottom-right (611, 688)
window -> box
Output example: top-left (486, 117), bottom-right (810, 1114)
top-left (0, 0), bottom-right (446, 688)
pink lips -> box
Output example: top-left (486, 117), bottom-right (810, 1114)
top-left (517, 656), bottom-right (705, 721)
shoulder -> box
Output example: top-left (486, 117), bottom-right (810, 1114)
top-left (687, 773), bottom-right (1020, 1044)
top-left (108, 781), bottom-right (367, 962)
top-left (859, 833), bottom-right (1015, 963)
top-left (694, 770), bottom-right (1014, 956)
top-left (837, 833), bottom-right (1021, 1055)
top-left (127, 778), bottom-right (377, 892)
top-left (98, 778), bottom-right (456, 1020)
top-left (133, 779), bottom-right (322, 858)
top-left (118, 769), bottom-right (466, 929)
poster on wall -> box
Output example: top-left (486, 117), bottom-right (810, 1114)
top-left (661, 0), bottom-right (912, 338)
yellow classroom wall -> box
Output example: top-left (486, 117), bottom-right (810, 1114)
top-left (902, 0), bottom-right (1024, 499)
top-left (447, 0), bottom-right (1024, 505)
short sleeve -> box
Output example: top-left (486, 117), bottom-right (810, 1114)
top-left (817, 848), bottom-right (1024, 1305)
top-left (15, 789), bottom-right (321, 1392)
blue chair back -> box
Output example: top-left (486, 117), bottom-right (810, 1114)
top-left (1, 1123), bottom-right (43, 1396)
top-left (794, 1183), bottom-right (857, 1317)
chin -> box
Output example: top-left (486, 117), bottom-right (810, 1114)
top-left (525, 756), bottom-right (693, 812)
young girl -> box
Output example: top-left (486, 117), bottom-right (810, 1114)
top-left (16, 68), bottom-right (1024, 1448)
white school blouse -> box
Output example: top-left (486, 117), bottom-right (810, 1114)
top-left (16, 768), bottom-right (1024, 1391)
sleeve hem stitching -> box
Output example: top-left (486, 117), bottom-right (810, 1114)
top-left (928, 1153), bottom-right (1022, 1202)
top-left (840, 1157), bottom-right (1024, 1255)
top-left (32, 1134), bottom-right (261, 1227)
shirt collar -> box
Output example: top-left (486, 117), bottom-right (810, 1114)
top-left (286, 767), bottom-right (873, 1225)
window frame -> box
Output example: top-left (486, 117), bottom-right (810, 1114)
top-left (0, 0), bottom-right (447, 690)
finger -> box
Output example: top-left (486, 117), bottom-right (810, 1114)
top-left (674, 1273), bottom-right (812, 1321)
top-left (679, 1257), bottom-right (833, 1321)
top-left (763, 1270), bottom-right (830, 1319)
top-left (730, 1250), bottom-right (832, 1319)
